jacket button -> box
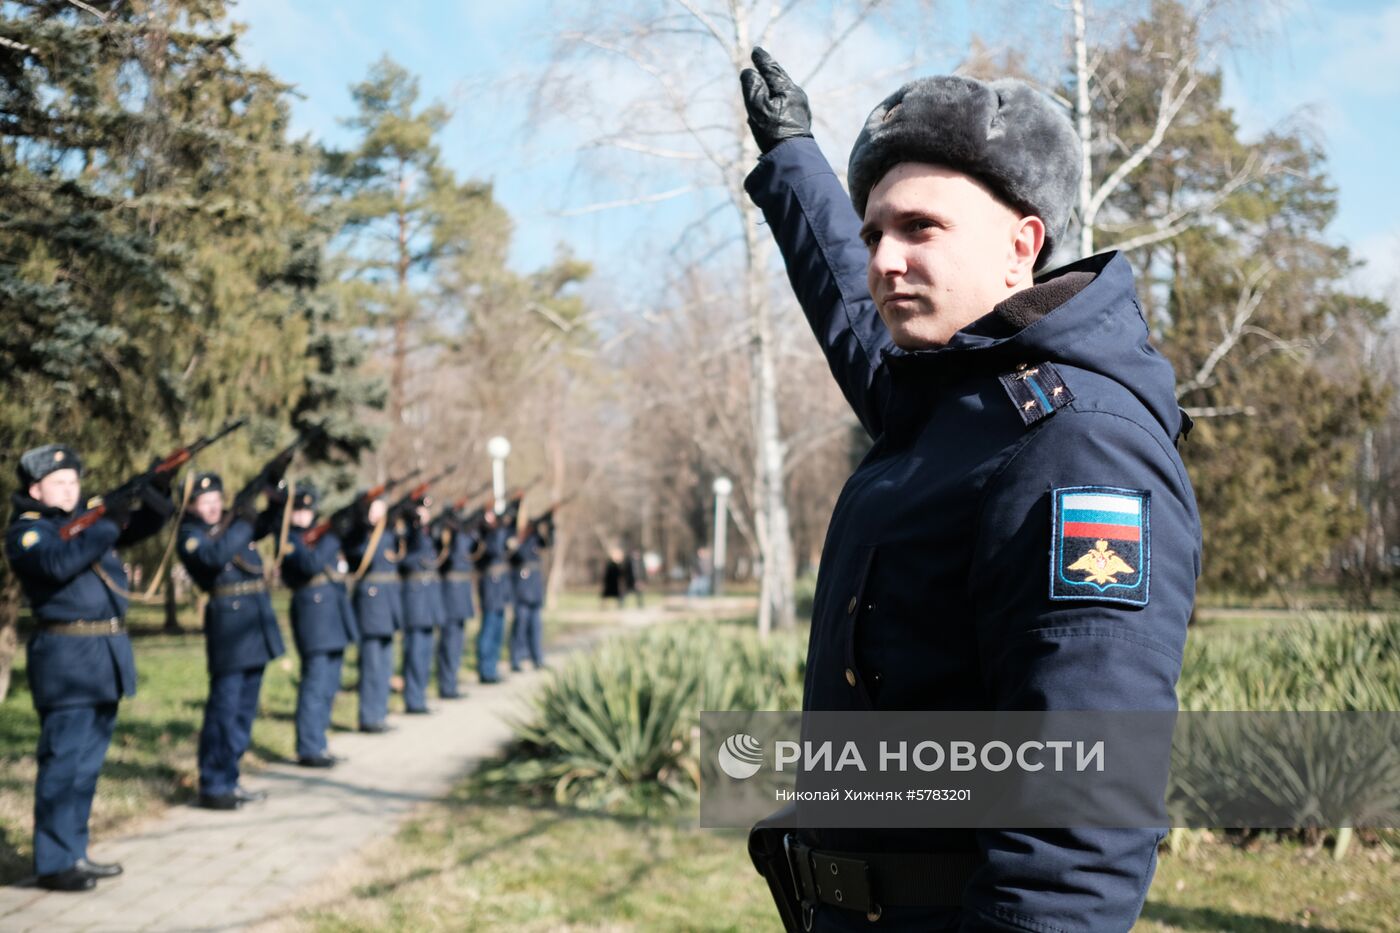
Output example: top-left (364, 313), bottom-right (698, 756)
top-left (844, 668), bottom-right (856, 687)
top-left (368, 586), bottom-right (378, 597)
top-left (847, 596), bottom-right (857, 615)
top-left (231, 600), bottom-right (240, 611)
top-left (314, 594), bottom-right (323, 604)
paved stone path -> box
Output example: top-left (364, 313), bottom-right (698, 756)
top-left (0, 599), bottom-right (748, 932)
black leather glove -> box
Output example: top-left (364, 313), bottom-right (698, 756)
top-left (146, 463), bottom-right (174, 497)
top-left (252, 507), bottom-right (280, 541)
top-left (103, 494), bottom-right (133, 529)
top-left (739, 47), bottom-right (813, 154)
top-left (138, 482), bottom-right (177, 520)
top-left (232, 492), bottom-right (259, 527)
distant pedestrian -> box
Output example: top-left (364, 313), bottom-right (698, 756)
top-left (600, 547), bottom-right (625, 608)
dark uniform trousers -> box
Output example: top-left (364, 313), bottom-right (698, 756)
top-left (177, 517), bottom-right (285, 797)
top-left (7, 497), bottom-right (165, 877)
top-left (508, 604), bottom-right (542, 670)
top-left (435, 619), bottom-right (466, 696)
top-left (345, 524), bottom-right (402, 728)
top-left (283, 529), bottom-right (357, 758)
top-left (746, 138), bottom-right (1202, 932)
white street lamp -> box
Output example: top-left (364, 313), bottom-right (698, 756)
top-left (712, 477), bottom-right (732, 597)
top-left (488, 435), bottom-right (511, 512)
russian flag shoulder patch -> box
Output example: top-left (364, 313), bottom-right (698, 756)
top-left (1050, 485), bottom-right (1150, 607)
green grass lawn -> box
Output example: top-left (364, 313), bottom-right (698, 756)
top-left (0, 594), bottom-right (598, 883)
top-left (284, 795), bottom-right (1399, 932)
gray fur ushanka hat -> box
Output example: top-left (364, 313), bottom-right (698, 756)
top-left (848, 75), bottom-right (1081, 268)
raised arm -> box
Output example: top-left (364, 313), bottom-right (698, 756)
top-left (740, 48), bottom-right (896, 439)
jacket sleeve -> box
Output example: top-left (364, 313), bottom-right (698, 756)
top-left (960, 409), bottom-right (1200, 933)
top-left (281, 531), bottom-right (325, 576)
top-left (6, 517), bottom-right (121, 584)
top-left (180, 519), bottom-right (255, 574)
top-left (744, 137), bottom-right (896, 439)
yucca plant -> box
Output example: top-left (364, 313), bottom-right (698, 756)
top-left (474, 624), bottom-right (805, 813)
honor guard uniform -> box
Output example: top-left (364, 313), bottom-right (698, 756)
top-left (6, 445), bottom-right (173, 891)
top-left (397, 500), bottom-right (445, 713)
top-left (281, 483), bottom-right (357, 767)
top-left (342, 495), bottom-right (401, 732)
top-left (176, 472), bottom-right (286, 810)
top-left (508, 512), bottom-right (553, 671)
top-left (473, 498), bottom-right (519, 684)
top-left (435, 508), bottom-right (479, 699)
top-left (740, 54), bottom-right (1201, 932)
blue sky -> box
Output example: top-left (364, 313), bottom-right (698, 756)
top-left (232, 0), bottom-right (1400, 301)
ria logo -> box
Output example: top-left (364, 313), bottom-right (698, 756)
top-left (717, 733), bottom-right (764, 780)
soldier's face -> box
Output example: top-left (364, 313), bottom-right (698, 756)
top-left (367, 499), bottom-right (387, 525)
top-left (193, 491), bottom-right (223, 525)
top-left (291, 507), bottom-right (315, 529)
top-left (861, 162), bottom-right (1043, 349)
top-left (30, 469), bottom-right (80, 513)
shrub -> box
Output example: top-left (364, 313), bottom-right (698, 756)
top-left (474, 623), bottom-right (805, 813)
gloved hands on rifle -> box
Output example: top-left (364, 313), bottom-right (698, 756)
top-left (739, 47), bottom-right (813, 154)
top-left (137, 481), bottom-right (177, 521)
top-left (252, 506), bottom-right (281, 542)
top-left (232, 488), bottom-right (260, 528)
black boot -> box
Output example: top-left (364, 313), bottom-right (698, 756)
top-left (36, 867), bottom-right (96, 892)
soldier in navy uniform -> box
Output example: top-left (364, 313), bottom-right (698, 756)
top-left (342, 493), bottom-right (401, 732)
top-left (397, 496), bottom-right (445, 713)
top-left (434, 503), bottom-right (479, 699)
top-left (508, 510), bottom-right (553, 672)
top-left (472, 495), bottom-right (520, 684)
top-left (739, 52), bottom-right (1201, 932)
top-left (6, 445), bottom-right (173, 891)
top-left (281, 482), bottom-right (357, 767)
top-left (176, 472), bottom-right (286, 810)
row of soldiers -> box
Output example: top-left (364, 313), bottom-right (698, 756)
top-left (4, 433), bottom-right (556, 892)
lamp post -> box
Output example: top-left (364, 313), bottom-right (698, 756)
top-left (488, 436), bottom-right (511, 512)
top-left (712, 477), bottom-right (732, 597)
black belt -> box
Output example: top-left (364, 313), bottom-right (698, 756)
top-left (785, 836), bottom-right (975, 922)
top-left (39, 617), bottom-right (126, 637)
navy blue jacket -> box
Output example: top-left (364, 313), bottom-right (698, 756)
top-left (398, 521), bottom-right (445, 630)
top-left (748, 138), bottom-right (1201, 933)
top-left (281, 527), bottom-right (357, 655)
top-left (7, 494), bottom-right (166, 711)
top-left (475, 524), bottom-right (515, 615)
top-left (342, 520), bottom-right (403, 638)
top-left (177, 516), bottom-right (285, 675)
top-left (510, 521), bottom-right (552, 607)
top-left (438, 524), bottom-right (478, 620)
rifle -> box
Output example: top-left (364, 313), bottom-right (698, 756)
top-left (526, 491), bottom-right (577, 532)
top-left (225, 430), bottom-right (319, 527)
top-left (60, 419), bottom-right (247, 541)
top-left (302, 467), bottom-right (423, 546)
top-left (387, 464), bottom-right (458, 520)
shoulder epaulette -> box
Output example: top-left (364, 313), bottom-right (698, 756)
top-left (18, 511), bottom-right (41, 520)
top-left (998, 362), bottom-right (1074, 427)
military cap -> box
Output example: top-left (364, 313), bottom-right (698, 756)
top-left (292, 482), bottom-right (319, 511)
top-left (192, 472), bottom-right (224, 495)
top-left (18, 444), bottom-right (83, 487)
top-left (847, 75), bottom-right (1081, 268)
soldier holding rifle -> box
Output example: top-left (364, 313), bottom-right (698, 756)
top-left (472, 490), bottom-right (523, 684)
top-left (433, 486), bottom-right (491, 700)
top-left (176, 436), bottom-right (301, 810)
top-left (281, 482), bottom-right (357, 767)
top-left (508, 502), bottom-right (561, 673)
top-left (391, 468), bottom-right (454, 714)
top-left (6, 426), bottom-right (233, 890)
top-left (335, 470), bottom-right (417, 733)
